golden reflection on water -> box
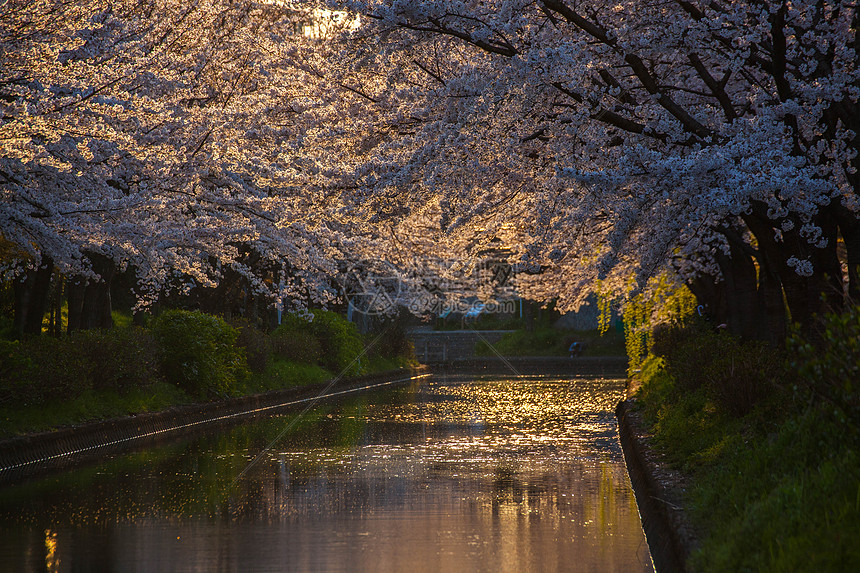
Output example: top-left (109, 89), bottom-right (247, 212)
top-left (0, 375), bottom-right (653, 572)
top-left (44, 529), bottom-right (59, 573)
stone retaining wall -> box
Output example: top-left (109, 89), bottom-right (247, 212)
top-left (616, 399), bottom-right (700, 573)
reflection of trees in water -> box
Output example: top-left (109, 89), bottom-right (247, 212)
top-left (0, 378), bottom-right (652, 572)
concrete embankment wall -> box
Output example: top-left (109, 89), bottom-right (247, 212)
top-left (409, 329), bottom-right (513, 363)
top-left (440, 355), bottom-right (629, 377)
top-left (616, 399), bottom-right (700, 573)
top-left (0, 367), bottom-right (430, 486)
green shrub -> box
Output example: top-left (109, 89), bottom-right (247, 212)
top-left (0, 327), bottom-right (163, 406)
top-left (789, 303), bottom-right (860, 433)
top-left (636, 310), bottom-right (860, 572)
top-left (636, 359), bottom-right (860, 573)
top-left (231, 318), bottom-right (272, 374)
top-left (275, 309), bottom-right (364, 376)
top-left (652, 323), bottom-right (783, 417)
top-left (0, 335), bottom-right (93, 405)
top-left (650, 319), bottom-right (714, 391)
top-left (73, 327), bottom-right (163, 392)
top-left (270, 328), bottom-right (322, 365)
top-left (151, 310), bottom-right (249, 400)
top-left (366, 312), bottom-right (415, 361)
top-left (0, 339), bottom-right (34, 405)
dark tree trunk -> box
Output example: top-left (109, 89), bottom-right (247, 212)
top-left (836, 204), bottom-right (860, 300)
top-left (688, 273), bottom-right (727, 325)
top-left (812, 207), bottom-right (846, 311)
top-left (48, 274), bottom-right (63, 337)
top-left (715, 230), bottom-right (763, 339)
top-left (743, 205), bottom-right (823, 335)
top-left (66, 277), bottom-right (86, 333)
top-left (12, 256), bottom-right (54, 337)
top-left (757, 260), bottom-right (786, 344)
top-left (81, 254), bottom-right (115, 330)
top-left (67, 253), bottom-right (115, 332)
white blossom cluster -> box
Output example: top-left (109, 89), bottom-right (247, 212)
top-left (3, 0), bottom-right (857, 325)
top-left (294, 0), bottom-right (858, 322)
top-left (0, 0), bottom-right (373, 308)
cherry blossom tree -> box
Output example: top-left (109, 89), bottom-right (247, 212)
top-left (0, 0), bottom-right (356, 332)
top-left (4, 0), bottom-right (857, 342)
top-left (292, 0), bottom-right (858, 340)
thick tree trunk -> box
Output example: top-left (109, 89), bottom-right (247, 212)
top-left (743, 206), bottom-right (817, 335)
top-left (757, 261), bottom-right (786, 344)
top-left (67, 253), bottom-right (115, 332)
top-left (691, 227), bottom-right (784, 342)
top-left (66, 277), bottom-right (86, 333)
top-left (47, 274), bottom-right (63, 337)
top-left (12, 257), bottom-right (54, 337)
top-left (713, 250), bottom-right (759, 338)
top-left (688, 274), bottom-right (727, 325)
top-left (812, 208), bottom-right (846, 310)
top-left (836, 204), bottom-right (860, 300)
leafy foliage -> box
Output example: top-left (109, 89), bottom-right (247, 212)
top-left (651, 322), bottom-right (784, 417)
top-left (151, 310), bottom-right (249, 400)
top-left (276, 310), bottom-right (365, 376)
top-left (789, 303), bottom-right (860, 432)
top-left (636, 350), bottom-right (860, 572)
top-left (270, 327), bottom-right (323, 365)
top-left (0, 308), bottom-right (417, 436)
top-left (0, 327), bottom-right (163, 406)
top-left (231, 318), bottom-right (272, 374)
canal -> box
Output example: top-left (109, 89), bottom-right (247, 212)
top-left (0, 373), bottom-right (654, 572)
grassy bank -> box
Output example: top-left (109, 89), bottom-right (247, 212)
top-left (0, 309), bottom-right (415, 439)
top-left (633, 314), bottom-right (860, 572)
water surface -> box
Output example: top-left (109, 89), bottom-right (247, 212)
top-left (0, 374), bottom-right (653, 572)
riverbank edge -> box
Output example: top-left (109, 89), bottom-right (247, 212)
top-left (616, 398), bottom-right (700, 573)
top-left (0, 366), bottom-right (430, 485)
top-left (437, 355), bottom-right (629, 376)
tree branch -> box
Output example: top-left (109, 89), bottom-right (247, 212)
top-left (688, 53), bottom-right (738, 121)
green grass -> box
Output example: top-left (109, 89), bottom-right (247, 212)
top-left (474, 327), bottom-right (625, 357)
top-left (254, 359), bottom-right (332, 392)
top-left (0, 382), bottom-right (191, 438)
top-left (0, 355), bottom-right (417, 439)
top-left (1, 308), bottom-right (418, 438)
top-left (635, 355), bottom-right (860, 572)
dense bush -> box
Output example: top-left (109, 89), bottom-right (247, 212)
top-left (636, 333), bottom-right (860, 572)
top-left (270, 327), bottom-right (322, 365)
top-left (276, 309), bottom-right (364, 375)
top-left (74, 327), bottom-right (163, 391)
top-left (0, 307), bottom-right (419, 436)
top-left (0, 327), bottom-right (163, 406)
top-left (366, 312), bottom-right (415, 361)
top-left (231, 318), bottom-right (272, 374)
top-left (789, 303), bottom-right (860, 433)
top-left (151, 310), bottom-right (249, 399)
top-left (651, 322), bottom-right (783, 417)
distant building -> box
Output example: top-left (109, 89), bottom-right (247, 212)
top-left (554, 294), bottom-right (621, 331)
